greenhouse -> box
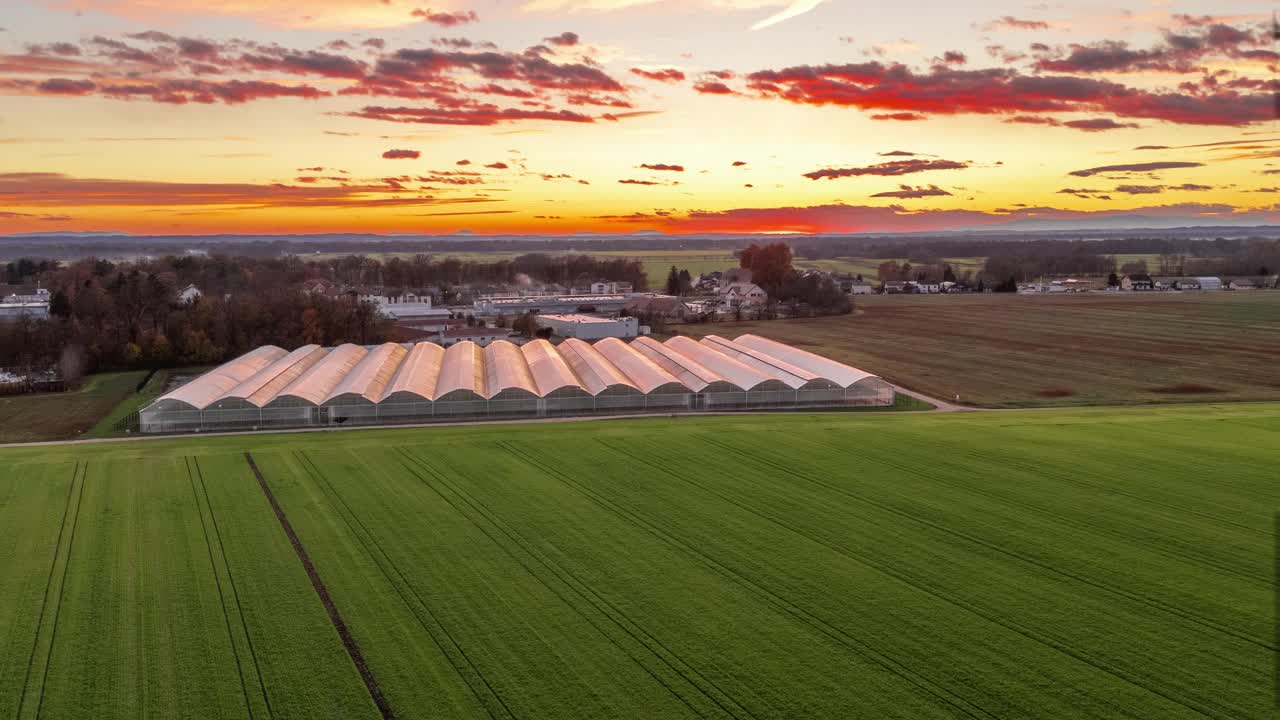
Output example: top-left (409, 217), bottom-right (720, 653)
top-left (139, 334), bottom-right (895, 433)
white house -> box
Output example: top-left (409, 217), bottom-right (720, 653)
top-left (178, 284), bottom-right (203, 303)
top-left (848, 282), bottom-right (874, 295)
top-left (589, 280), bottom-right (633, 295)
top-left (719, 282), bottom-right (768, 308)
top-left (1196, 277), bottom-right (1223, 291)
top-left (1228, 278), bottom-right (1257, 291)
top-left (1120, 274), bottom-right (1154, 291)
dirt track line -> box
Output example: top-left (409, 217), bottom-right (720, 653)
top-left (195, 457), bottom-right (274, 719)
top-left (396, 447), bottom-right (738, 720)
top-left (31, 461), bottom-right (87, 720)
top-left (188, 457), bottom-right (259, 720)
top-left (15, 462), bottom-right (82, 720)
top-left (500, 441), bottom-right (996, 720)
top-left (243, 452), bottom-right (395, 720)
top-left (293, 451), bottom-right (512, 720)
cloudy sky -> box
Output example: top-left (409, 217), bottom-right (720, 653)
top-left (0, 0), bottom-right (1276, 234)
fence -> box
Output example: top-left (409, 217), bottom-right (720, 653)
top-left (139, 385), bottom-right (894, 434)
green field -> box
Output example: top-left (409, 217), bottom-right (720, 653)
top-left (0, 405), bottom-right (1273, 718)
top-left (300, 250), bottom-right (986, 282)
top-left (676, 291), bottom-right (1280, 407)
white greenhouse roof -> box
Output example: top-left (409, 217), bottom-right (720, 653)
top-left (145, 335), bottom-right (886, 409)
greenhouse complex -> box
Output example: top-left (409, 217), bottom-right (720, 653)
top-left (139, 334), bottom-right (895, 433)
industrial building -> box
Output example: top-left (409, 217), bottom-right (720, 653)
top-left (473, 294), bottom-right (629, 316)
top-left (139, 334), bottom-right (894, 433)
top-left (538, 314), bottom-right (638, 340)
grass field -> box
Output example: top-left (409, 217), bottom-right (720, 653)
top-left (0, 371), bottom-right (147, 444)
top-left (300, 250), bottom-right (988, 282)
top-left (0, 404), bottom-right (1273, 719)
top-left (675, 291), bottom-right (1280, 407)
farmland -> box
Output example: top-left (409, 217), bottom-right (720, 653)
top-left (676, 291), bottom-right (1280, 407)
top-left (0, 404), bottom-right (1273, 719)
top-left (0, 371), bottom-right (148, 444)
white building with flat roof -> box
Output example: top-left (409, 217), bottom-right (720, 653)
top-left (538, 314), bottom-right (639, 340)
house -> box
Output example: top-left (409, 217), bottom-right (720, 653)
top-left (178, 284), bottom-right (202, 303)
top-left (1196, 277), bottom-right (1223, 291)
top-left (432, 326), bottom-right (512, 348)
top-left (1155, 277), bottom-right (1198, 291)
top-left (537, 314), bottom-right (638, 340)
top-left (625, 293), bottom-right (694, 320)
top-left (0, 284), bottom-right (49, 304)
top-left (913, 282), bottom-right (941, 294)
top-left (719, 282), bottom-right (768, 307)
top-left (939, 281), bottom-right (969, 293)
top-left (589, 280), bottom-right (633, 295)
top-left (848, 282), bottom-right (874, 295)
top-left (1120, 274), bottom-right (1154, 291)
top-left (1228, 278), bottom-right (1257, 291)
top-left (882, 281), bottom-right (909, 294)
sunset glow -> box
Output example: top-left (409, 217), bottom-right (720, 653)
top-left (0, 0), bottom-right (1276, 235)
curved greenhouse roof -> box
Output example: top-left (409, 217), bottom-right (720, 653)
top-left (144, 335), bottom-right (885, 410)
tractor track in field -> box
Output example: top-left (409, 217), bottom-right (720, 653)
top-left (15, 461), bottom-right (83, 720)
top-left (243, 452), bottom-right (396, 720)
top-left (796, 426), bottom-right (1273, 588)
top-left (291, 451), bottom-right (513, 720)
top-left (497, 441), bottom-right (998, 720)
top-left (28, 461), bottom-right (87, 720)
top-left (693, 434), bottom-right (1242, 720)
top-left (395, 447), bottom-right (747, 720)
top-left (189, 457), bottom-right (274, 720)
top-left (188, 457), bottom-right (258, 720)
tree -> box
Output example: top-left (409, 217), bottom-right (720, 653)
top-left (665, 266), bottom-right (681, 296)
top-left (738, 242), bottom-right (793, 296)
top-left (58, 344), bottom-right (85, 388)
top-left (50, 289), bottom-right (72, 319)
top-left (1107, 272), bottom-right (1120, 287)
top-left (942, 265), bottom-right (957, 283)
top-left (677, 269), bottom-right (692, 295)
top-left (512, 311), bottom-right (539, 338)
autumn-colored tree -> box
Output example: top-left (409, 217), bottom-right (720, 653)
top-left (738, 242), bottom-right (793, 296)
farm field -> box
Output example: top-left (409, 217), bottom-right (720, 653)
top-left (675, 291), bottom-right (1280, 407)
top-left (300, 249), bottom-right (985, 282)
top-left (0, 404), bottom-right (1274, 719)
top-left (0, 371), bottom-right (147, 444)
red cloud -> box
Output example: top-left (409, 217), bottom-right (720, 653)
top-left (411, 9), bottom-right (479, 27)
top-left (1068, 161), bottom-right (1203, 177)
top-left (692, 81), bottom-right (734, 95)
top-left (871, 184), bottom-right (952, 199)
top-left (1004, 116), bottom-right (1140, 131)
top-left (742, 59), bottom-right (1273, 126)
top-left (732, 160), bottom-right (748, 166)
top-left (984, 16), bottom-right (1050, 31)
top-left (870, 112), bottom-right (927, 121)
top-left (639, 163), bottom-right (684, 172)
top-left (36, 78), bottom-right (96, 95)
top-left (630, 68), bottom-right (685, 83)
top-left (544, 32), bottom-right (579, 47)
top-left (484, 162), bottom-right (509, 169)
top-left (348, 105), bottom-right (595, 126)
top-left (382, 149), bottom-right (420, 159)
top-left (0, 172), bottom-right (500, 209)
top-left (804, 158), bottom-right (968, 180)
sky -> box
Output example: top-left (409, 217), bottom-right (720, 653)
top-left (0, 0), bottom-right (1277, 235)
